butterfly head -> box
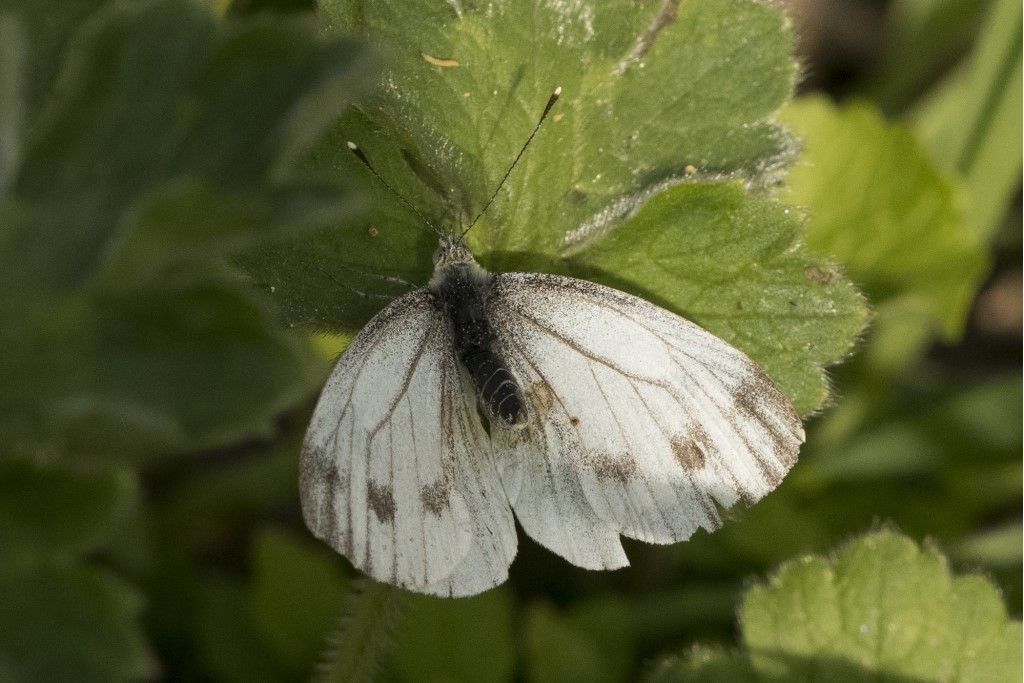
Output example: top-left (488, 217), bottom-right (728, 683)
top-left (428, 234), bottom-right (488, 293)
top-left (432, 234), bottom-right (476, 270)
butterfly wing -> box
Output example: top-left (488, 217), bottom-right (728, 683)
top-left (301, 289), bottom-right (516, 596)
top-left (488, 272), bottom-right (804, 558)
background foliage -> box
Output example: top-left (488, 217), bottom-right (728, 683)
top-left (0, 0), bottom-right (1019, 681)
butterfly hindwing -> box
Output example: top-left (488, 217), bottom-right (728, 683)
top-left (301, 289), bottom-right (516, 596)
top-left (488, 272), bottom-right (804, 552)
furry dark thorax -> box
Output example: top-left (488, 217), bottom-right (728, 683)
top-left (429, 240), bottom-right (525, 427)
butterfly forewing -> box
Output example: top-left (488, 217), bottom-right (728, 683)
top-left (300, 289), bottom-right (516, 596)
top-left (487, 272), bottom-right (804, 552)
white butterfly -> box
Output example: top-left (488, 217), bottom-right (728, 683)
top-left (300, 91), bottom-right (804, 597)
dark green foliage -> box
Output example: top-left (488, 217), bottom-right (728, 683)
top-left (0, 0), bottom-right (368, 678)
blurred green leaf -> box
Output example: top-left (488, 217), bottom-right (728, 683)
top-left (951, 522), bottom-right (1023, 570)
top-left (912, 0), bottom-right (1022, 240)
top-left (0, 279), bottom-right (324, 454)
top-left (658, 530), bottom-right (1023, 681)
top-left (4, 0), bottom-right (367, 303)
top-left (195, 529), bottom-right (349, 681)
top-left (0, 457), bottom-right (136, 560)
top-left (938, 371), bottom-right (1022, 453)
top-left (249, 529), bottom-right (349, 674)
top-left (868, 0), bottom-right (991, 112)
top-left (157, 429), bottom-right (303, 540)
top-left (0, 563), bottom-right (155, 683)
top-left (0, 0), bottom-right (371, 452)
top-left (0, 454), bottom-right (150, 683)
top-left (524, 584), bottom-right (742, 683)
top-left (669, 368), bottom-right (1021, 580)
top-left (199, 578), bottom-right (293, 683)
top-left (645, 646), bottom-right (754, 683)
top-left (0, 0), bottom-right (108, 114)
top-left (0, 14), bottom-right (24, 198)
top-left (525, 602), bottom-right (620, 683)
top-left (391, 588), bottom-right (514, 683)
top-left (251, 0), bottom-right (867, 414)
top-left (782, 95), bottom-right (986, 340)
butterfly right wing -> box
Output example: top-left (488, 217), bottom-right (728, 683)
top-left (300, 289), bottom-right (516, 596)
top-left (487, 272), bottom-right (803, 563)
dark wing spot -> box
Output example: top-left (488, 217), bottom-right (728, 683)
top-left (585, 451), bottom-right (637, 484)
top-left (569, 416), bottom-right (580, 426)
top-left (670, 435), bottom-right (706, 470)
top-left (367, 480), bottom-right (395, 522)
top-left (733, 373), bottom-right (800, 470)
top-left (420, 479), bottom-right (450, 516)
top-left (690, 422), bottom-right (757, 505)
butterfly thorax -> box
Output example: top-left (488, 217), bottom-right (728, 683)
top-left (429, 242), bottom-right (526, 428)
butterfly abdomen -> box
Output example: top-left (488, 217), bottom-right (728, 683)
top-left (432, 261), bottom-right (526, 427)
top-left (463, 348), bottom-right (524, 425)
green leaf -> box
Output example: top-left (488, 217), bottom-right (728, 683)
top-left (5, 0), bottom-right (367, 302)
top-left (0, 280), bottom-right (323, 453)
top-left (657, 530), bottom-right (1023, 681)
top-left (63, 284), bottom-right (323, 450)
top-left (255, 0), bottom-right (866, 414)
top-left (0, 457), bottom-right (137, 561)
top-left (566, 181), bottom-right (865, 414)
top-left (248, 529), bottom-right (349, 675)
top-left (911, 0), bottom-right (1022, 241)
top-left (391, 589), bottom-right (514, 683)
top-left (0, 0), bottom-right (371, 451)
top-left (0, 563), bottom-right (155, 683)
top-left (782, 95), bottom-right (986, 339)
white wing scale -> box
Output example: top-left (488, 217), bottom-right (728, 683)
top-left (301, 290), bottom-right (516, 596)
top-left (488, 272), bottom-right (804, 553)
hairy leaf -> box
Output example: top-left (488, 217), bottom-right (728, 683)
top-left (251, 0), bottom-right (867, 413)
top-left (317, 580), bottom-right (404, 683)
top-left (654, 530), bottom-right (1023, 681)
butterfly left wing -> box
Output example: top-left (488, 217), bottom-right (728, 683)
top-left (487, 272), bottom-right (804, 553)
top-left (301, 289), bottom-right (516, 596)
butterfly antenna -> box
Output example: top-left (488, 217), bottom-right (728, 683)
top-left (462, 86), bottom-right (562, 237)
top-left (346, 141), bottom-right (442, 236)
